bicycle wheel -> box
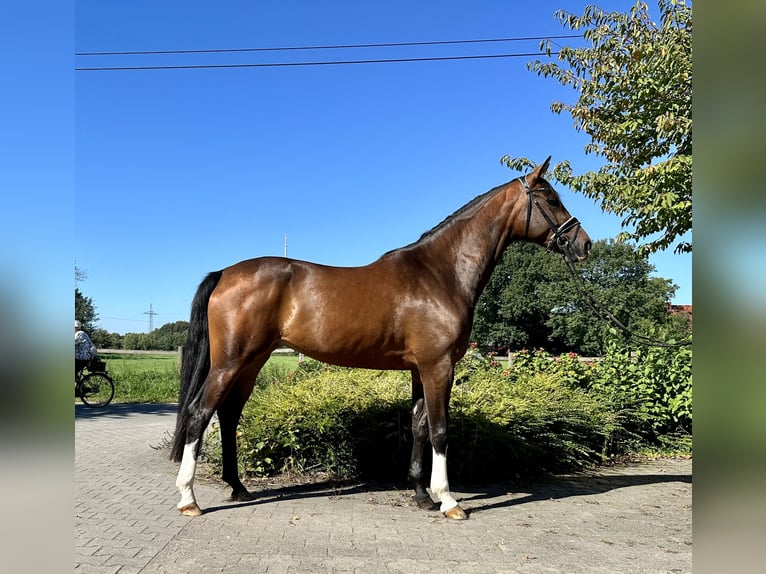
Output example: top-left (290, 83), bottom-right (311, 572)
top-left (80, 373), bottom-right (115, 407)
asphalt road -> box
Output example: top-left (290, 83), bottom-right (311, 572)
top-left (75, 403), bottom-right (691, 573)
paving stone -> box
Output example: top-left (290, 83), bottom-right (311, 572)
top-left (76, 403), bottom-right (691, 573)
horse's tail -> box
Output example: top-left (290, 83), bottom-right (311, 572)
top-left (170, 270), bottom-right (223, 462)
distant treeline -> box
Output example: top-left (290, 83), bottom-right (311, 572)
top-left (91, 320), bottom-right (189, 351)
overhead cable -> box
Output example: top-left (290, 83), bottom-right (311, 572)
top-left (76, 51), bottom-right (561, 72)
top-left (76, 35), bottom-right (580, 57)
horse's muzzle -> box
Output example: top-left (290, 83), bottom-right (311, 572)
top-left (564, 239), bottom-right (591, 263)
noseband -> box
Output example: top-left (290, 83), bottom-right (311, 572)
top-left (518, 175), bottom-right (582, 252)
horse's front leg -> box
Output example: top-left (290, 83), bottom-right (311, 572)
top-left (408, 370), bottom-right (437, 510)
top-left (421, 361), bottom-right (467, 520)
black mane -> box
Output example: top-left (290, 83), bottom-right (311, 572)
top-left (382, 182), bottom-right (510, 257)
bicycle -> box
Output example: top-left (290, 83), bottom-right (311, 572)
top-left (76, 358), bottom-right (115, 407)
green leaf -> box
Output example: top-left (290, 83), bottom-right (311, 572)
top-left (502, 0), bottom-right (692, 255)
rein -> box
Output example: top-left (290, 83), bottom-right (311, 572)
top-left (561, 244), bottom-right (692, 348)
top-left (518, 175), bottom-right (691, 349)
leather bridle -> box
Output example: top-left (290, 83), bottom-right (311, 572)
top-left (518, 175), bottom-right (582, 253)
top-left (517, 176), bottom-right (691, 347)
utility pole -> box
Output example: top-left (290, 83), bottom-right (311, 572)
top-left (144, 303), bottom-right (158, 332)
top-left (284, 234), bottom-right (288, 258)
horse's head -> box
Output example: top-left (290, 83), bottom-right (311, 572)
top-left (516, 156), bottom-right (591, 263)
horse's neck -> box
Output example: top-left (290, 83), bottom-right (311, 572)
top-left (419, 185), bottom-right (520, 304)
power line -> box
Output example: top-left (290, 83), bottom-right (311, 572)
top-left (75, 35), bottom-right (580, 57)
top-left (76, 51), bottom-right (561, 72)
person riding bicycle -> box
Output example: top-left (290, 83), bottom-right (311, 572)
top-left (75, 320), bottom-right (98, 377)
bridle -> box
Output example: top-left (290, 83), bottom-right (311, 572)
top-left (517, 176), bottom-right (691, 348)
top-left (518, 175), bottom-right (582, 253)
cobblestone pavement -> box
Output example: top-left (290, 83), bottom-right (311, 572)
top-left (75, 403), bottom-right (691, 573)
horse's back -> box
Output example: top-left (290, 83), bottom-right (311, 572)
top-left (207, 255), bottom-right (425, 369)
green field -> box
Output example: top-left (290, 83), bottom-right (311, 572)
top-left (101, 352), bottom-right (300, 403)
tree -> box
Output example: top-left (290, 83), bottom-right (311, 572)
top-left (122, 332), bottom-right (149, 351)
top-left (90, 328), bottom-right (123, 349)
top-left (546, 240), bottom-right (679, 355)
top-left (75, 288), bottom-right (99, 333)
top-left (471, 240), bottom-right (682, 355)
top-left (503, 0), bottom-right (691, 255)
top-left (472, 243), bottom-right (566, 352)
top-left (147, 321), bottom-right (189, 351)
top-left (119, 322), bottom-right (189, 351)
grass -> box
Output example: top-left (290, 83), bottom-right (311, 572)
top-left (103, 354), bottom-right (180, 403)
top-left (101, 352), bottom-right (301, 403)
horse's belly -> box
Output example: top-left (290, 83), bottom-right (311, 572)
top-left (281, 317), bottom-right (413, 370)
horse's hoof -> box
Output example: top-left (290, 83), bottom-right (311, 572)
top-left (414, 495), bottom-right (438, 511)
top-left (444, 505), bottom-right (468, 520)
top-left (179, 503), bottom-right (203, 516)
top-left (229, 490), bottom-right (254, 502)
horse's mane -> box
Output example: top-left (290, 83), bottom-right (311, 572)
top-left (381, 182), bottom-right (510, 257)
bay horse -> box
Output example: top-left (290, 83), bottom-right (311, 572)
top-left (170, 157), bottom-right (591, 519)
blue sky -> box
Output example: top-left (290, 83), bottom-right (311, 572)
top-left (73, 1), bottom-right (692, 334)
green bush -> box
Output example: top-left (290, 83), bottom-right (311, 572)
top-left (504, 342), bottom-right (692, 453)
top-left (449, 368), bottom-right (617, 480)
top-left (205, 363), bottom-right (411, 478)
top-left (589, 338), bottom-right (692, 452)
top-left (105, 341), bottom-right (691, 481)
top-left (203, 355), bottom-right (621, 482)
top-left (510, 348), bottom-right (594, 388)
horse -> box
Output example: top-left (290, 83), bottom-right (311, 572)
top-left (170, 157), bottom-right (591, 519)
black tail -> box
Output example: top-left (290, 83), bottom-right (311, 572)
top-left (170, 270), bottom-right (223, 462)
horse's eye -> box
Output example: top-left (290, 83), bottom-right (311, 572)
top-left (546, 198), bottom-right (559, 207)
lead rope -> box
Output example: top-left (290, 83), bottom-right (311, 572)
top-left (519, 175), bottom-right (689, 348)
top-left (562, 245), bottom-right (692, 348)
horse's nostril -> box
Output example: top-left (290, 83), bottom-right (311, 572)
top-left (584, 240), bottom-right (592, 254)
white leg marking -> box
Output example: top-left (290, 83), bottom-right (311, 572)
top-left (430, 448), bottom-right (458, 512)
top-left (176, 440), bottom-right (199, 509)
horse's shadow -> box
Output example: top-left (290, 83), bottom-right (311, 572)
top-left (460, 469), bottom-right (692, 515)
top-left (200, 467), bottom-right (691, 515)
top-left (201, 479), bottom-right (370, 514)
top-left (75, 402), bottom-right (178, 419)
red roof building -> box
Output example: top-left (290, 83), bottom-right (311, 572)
top-left (667, 304), bottom-right (692, 322)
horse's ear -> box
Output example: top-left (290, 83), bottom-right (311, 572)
top-left (530, 156), bottom-right (552, 182)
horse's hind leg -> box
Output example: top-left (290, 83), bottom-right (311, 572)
top-left (408, 370), bottom-right (437, 510)
top-left (217, 357), bottom-right (269, 501)
top-left (176, 391), bottom-right (217, 515)
top-left (176, 368), bottom-right (240, 515)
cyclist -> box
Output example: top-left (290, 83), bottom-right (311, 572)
top-left (75, 320), bottom-right (98, 377)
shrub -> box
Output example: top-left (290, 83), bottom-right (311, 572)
top-left (449, 368), bottom-right (617, 481)
top-left (200, 341), bottom-right (691, 483)
top-left (508, 343), bottom-right (692, 452)
top-left (203, 355), bottom-right (618, 483)
top-left (202, 361), bottom-right (409, 476)
top-left (589, 338), bottom-right (692, 451)
top-left (204, 363), bottom-right (410, 478)
top-left (510, 348), bottom-right (594, 388)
